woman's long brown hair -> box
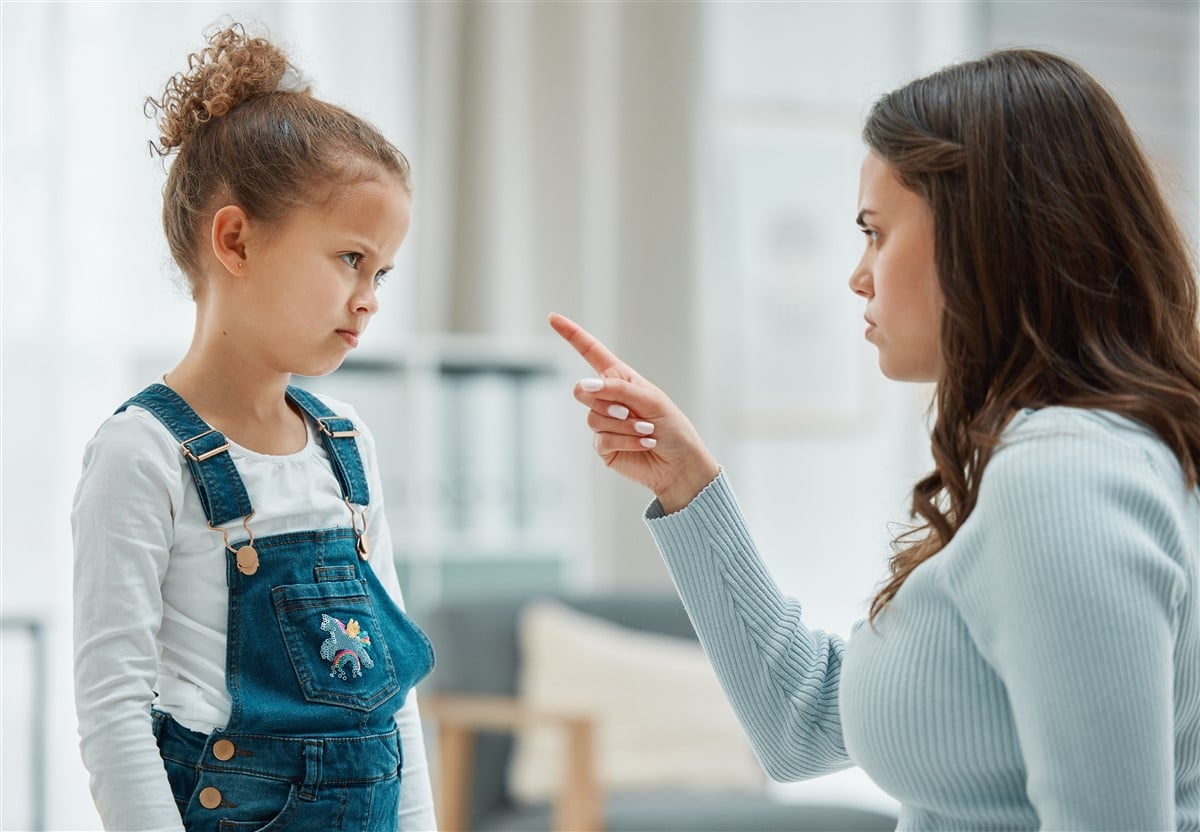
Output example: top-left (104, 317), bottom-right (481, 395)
top-left (864, 49), bottom-right (1200, 623)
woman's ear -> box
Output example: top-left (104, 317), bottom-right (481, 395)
top-left (210, 205), bottom-right (250, 276)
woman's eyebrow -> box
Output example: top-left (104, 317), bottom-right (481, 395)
top-left (856, 209), bottom-right (877, 227)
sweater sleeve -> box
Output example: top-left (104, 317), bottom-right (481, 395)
top-left (946, 420), bottom-right (1187, 830)
top-left (353, 408), bottom-right (438, 832)
top-left (72, 412), bottom-right (187, 831)
top-left (644, 470), bottom-right (852, 781)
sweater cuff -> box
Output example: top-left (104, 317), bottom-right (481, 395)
top-left (643, 467), bottom-right (752, 558)
top-left (644, 466), bottom-right (728, 521)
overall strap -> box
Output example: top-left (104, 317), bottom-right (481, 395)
top-left (285, 386), bottom-right (370, 506)
top-left (116, 384), bottom-right (254, 526)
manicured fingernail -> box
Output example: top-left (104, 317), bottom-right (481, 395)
top-left (634, 421), bottom-right (654, 435)
top-left (580, 378), bottom-right (604, 392)
top-left (640, 437), bottom-right (657, 449)
top-left (608, 404), bottom-right (629, 420)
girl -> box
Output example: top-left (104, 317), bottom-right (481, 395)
top-left (71, 24), bottom-right (436, 832)
top-left (551, 49), bottom-right (1199, 830)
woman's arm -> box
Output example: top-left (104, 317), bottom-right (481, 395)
top-left (947, 414), bottom-right (1186, 830)
top-left (549, 313), bottom-right (851, 780)
top-left (645, 469), bottom-right (852, 780)
top-left (72, 411), bottom-right (187, 831)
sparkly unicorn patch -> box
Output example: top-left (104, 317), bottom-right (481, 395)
top-left (319, 614), bottom-right (374, 680)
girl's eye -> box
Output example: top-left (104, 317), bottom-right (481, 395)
top-left (340, 252), bottom-right (363, 269)
top-left (861, 228), bottom-right (880, 245)
top-left (373, 271), bottom-right (390, 289)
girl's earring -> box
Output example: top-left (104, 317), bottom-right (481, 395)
top-left (237, 262), bottom-right (244, 269)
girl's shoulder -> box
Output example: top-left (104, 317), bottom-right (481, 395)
top-left (300, 390), bottom-right (379, 448)
top-left (74, 405), bottom-right (190, 517)
top-left (84, 404), bottom-right (186, 469)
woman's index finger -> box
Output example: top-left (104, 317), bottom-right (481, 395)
top-left (547, 313), bottom-right (625, 376)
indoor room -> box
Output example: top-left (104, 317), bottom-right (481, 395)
top-left (2, 2), bottom-right (1197, 830)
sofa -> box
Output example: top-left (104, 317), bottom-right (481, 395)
top-left (419, 591), bottom-right (897, 831)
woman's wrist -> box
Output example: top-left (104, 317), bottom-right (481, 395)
top-left (655, 459), bottom-right (721, 515)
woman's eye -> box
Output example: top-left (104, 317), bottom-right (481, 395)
top-left (861, 228), bottom-right (879, 245)
top-left (373, 271), bottom-right (390, 289)
top-left (340, 252), bottom-right (363, 269)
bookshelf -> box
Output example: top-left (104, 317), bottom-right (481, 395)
top-left (294, 335), bottom-right (588, 617)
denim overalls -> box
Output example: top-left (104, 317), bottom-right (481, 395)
top-left (118, 384), bottom-right (434, 832)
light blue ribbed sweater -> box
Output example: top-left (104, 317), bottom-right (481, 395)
top-left (645, 407), bottom-right (1199, 831)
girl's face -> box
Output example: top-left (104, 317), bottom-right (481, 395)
top-left (848, 152), bottom-right (944, 383)
top-left (234, 176), bottom-right (412, 377)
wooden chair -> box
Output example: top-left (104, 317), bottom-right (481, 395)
top-left (424, 694), bottom-right (603, 832)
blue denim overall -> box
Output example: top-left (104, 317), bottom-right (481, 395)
top-left (118, 384), bottom-right (434, 832)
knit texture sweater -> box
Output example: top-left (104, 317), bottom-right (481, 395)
top-left (645, 407), bottom-right (1198, 831)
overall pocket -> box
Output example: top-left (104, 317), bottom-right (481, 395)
top-left (272, 580), bottom-right (401, 711)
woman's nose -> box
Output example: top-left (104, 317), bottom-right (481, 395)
top-left (848, 260), bottom-right (872, 298)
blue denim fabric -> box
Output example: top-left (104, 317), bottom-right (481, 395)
top-left (153, 711), bottom-right (404, 832)
top-left (122, 385), bottom-right (434, 831)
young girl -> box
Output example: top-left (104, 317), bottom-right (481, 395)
top-left (551, 49), bottom-right (1200, 829)
top-left (71, 24), bottom-right (436, 832)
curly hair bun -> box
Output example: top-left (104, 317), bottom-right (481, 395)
top-left (148, 22), bottom-right (298, 153)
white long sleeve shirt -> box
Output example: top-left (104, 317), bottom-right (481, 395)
top-left (72, 391), bottom-right (437, 832)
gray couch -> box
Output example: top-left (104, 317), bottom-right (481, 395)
top-left (421, 591), bottom-right (897, 831)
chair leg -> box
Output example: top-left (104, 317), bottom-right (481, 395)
top-left (437, 723), bottom-right (476, 832)
top-left (555, 719), bottom-right (604, 832)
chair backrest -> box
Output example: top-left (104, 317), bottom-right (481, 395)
top-left (421, 591), bottom-right (697, 826)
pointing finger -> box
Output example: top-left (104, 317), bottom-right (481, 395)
top-left (548, 313), bottom-right (629, 377)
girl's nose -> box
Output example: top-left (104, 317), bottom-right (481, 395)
top-left (353, 284), bottom-right (379, 316)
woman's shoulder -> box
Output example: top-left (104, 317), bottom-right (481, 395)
top-left (969, 406), bottom-right (1195, 573)
top-left (943, 407), bottom-right (1194, 615)
top-left (993, 405), bottom-right (1183, 488)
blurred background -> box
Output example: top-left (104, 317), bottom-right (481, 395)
top-left (2, 1), bottom-right (1196, 829)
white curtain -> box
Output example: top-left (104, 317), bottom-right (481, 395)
top-left (415, 0), bottom-right (707, 583)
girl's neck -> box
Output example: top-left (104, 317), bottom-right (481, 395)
top-left (164, 347), bottom-right (307, 456)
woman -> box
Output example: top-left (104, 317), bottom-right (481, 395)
top-left (550, 49), bottom-right (1199, 830)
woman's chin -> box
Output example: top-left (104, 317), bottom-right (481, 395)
top-left (876, 354), bottom-right (939, 384)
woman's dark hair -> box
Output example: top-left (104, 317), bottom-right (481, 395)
top-left (863, 48), bottom-right (1200, 622)
top-left (146, 22), bottom-right (411, 295)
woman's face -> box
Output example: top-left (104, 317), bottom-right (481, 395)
top-left (848, 152), bottom-right (944, 383)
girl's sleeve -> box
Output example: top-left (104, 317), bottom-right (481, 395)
top-left (72, 412), bottom-right (187, 832)
top-left (946, 425), bottom-right (1185, 830)
top-left (356, 412), bottom-right (439, 832)
top-left (643, 469), bottom-right (852, 781)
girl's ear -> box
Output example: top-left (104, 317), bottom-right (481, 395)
top-left (211, 205), bottom-right (251, 276)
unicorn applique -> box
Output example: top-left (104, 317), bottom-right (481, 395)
top-left (319, 614), bottom-right (375, 680)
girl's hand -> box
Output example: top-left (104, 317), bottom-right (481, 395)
top-left (548, 313), bottom-right (720, 514)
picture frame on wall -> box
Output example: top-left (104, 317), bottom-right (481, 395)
top-left (712, 120), bottom-right (880, 433)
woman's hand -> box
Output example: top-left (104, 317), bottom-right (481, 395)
top-left (548, 313), bottom-right (720, 514)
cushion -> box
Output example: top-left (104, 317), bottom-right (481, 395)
top-left (508, 599), bottom-right (766, 803)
